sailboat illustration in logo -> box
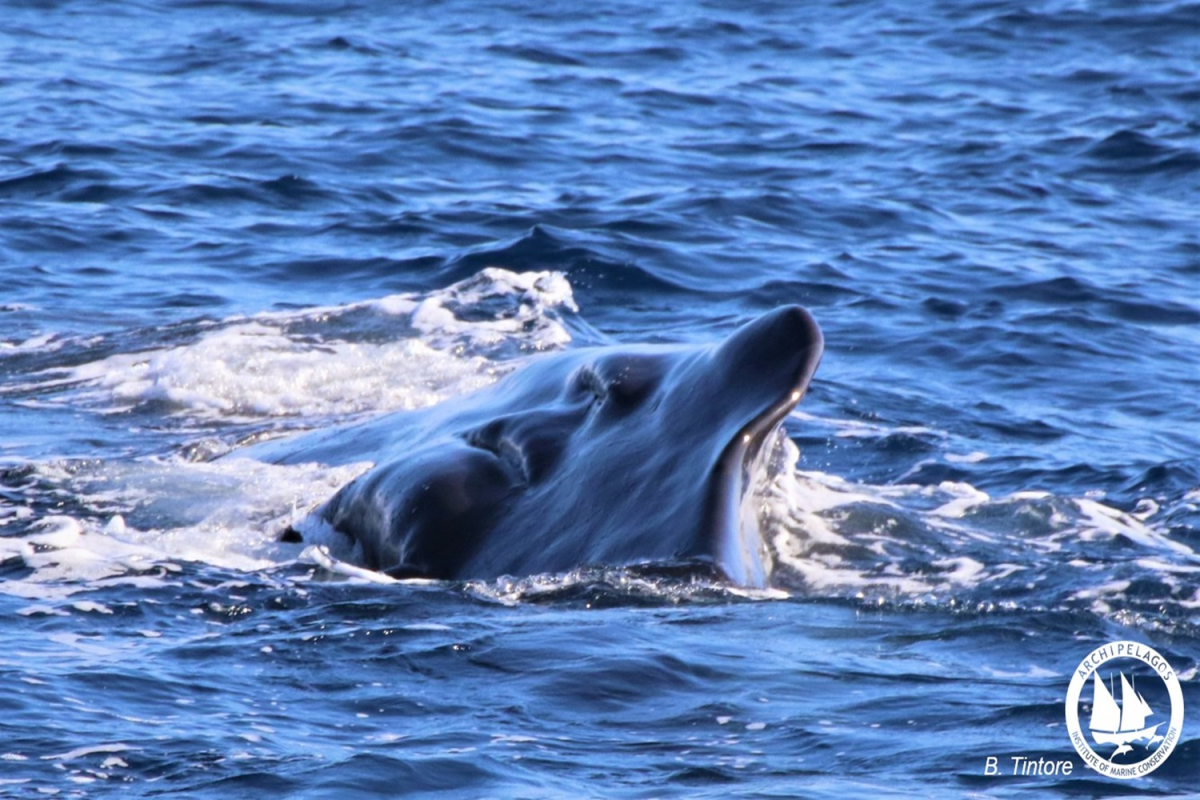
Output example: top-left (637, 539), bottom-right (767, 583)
top-left (1089, 671), bottom-right (1163, 748)
top-left (1067, 641), bottom-right (1183, 778)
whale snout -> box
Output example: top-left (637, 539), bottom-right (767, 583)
top-left (698, 305), bottom-right (824, 587)
top-left (714, 304), bottom-right (824, 399)
top-left (675, 304), bottom-right (825, 450)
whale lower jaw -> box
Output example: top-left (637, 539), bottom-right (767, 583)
top-left (703, 421), bottom-right (795, 588)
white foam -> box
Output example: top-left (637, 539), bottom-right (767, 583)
top-left (981, 665), bottom-right (1059, 680)
top-left (928, 483), bottom-right (991, 519)
top-left (26, 268), bottom-right (576, 423)
top-left (944, 451), bottom-right (988, 464)
top-left (1072, 498), bottom-right (1193, 556)
top-left (0, 456), bottom-right (372, 600)
top-left (929, 556), bottom-right (986, 584)
top-left (0, 505), bottom-right (34, 525)
top-left (0, 331), bottom-right (63, 355)
top-left (16, 605), bottom-right (70, 617)
top-left (409, 268), bottom-right (576, 345)
top-left (760, 436), bottom-right (1200, 604)
top-left (71, 601), bottom-right (113, 615)
top-left (42, 743), bottom-right (136, 762)
top-left (62, 324), bottom-right (490, 420)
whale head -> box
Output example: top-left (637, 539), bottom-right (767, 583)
top-left (302, 305), bottom-right (823, 587)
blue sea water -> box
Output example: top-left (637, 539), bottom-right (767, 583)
top-left (2, 0), bottom-right (1199, 795)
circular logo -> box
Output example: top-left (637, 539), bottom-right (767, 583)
top-left (1065, 640), bottom-right (1184, 779)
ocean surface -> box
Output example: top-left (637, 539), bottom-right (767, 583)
top-left (2, 0), bottom-right (1199, 796)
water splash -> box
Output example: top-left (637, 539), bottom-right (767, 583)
top-left (13, 268), bottom-right (576, 423)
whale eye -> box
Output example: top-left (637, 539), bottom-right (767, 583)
top-left (571, 366), bottom-right (608, 406)
top-left (598, 355), bottom-right (661, 409)
top-left (607, 368), bottom-right (652, 406)
top-left (572, 356), bottom-right (663, 414)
